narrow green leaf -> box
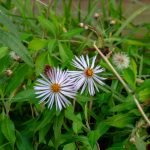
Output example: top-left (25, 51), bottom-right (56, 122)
top-left (38, 16), bottom-right (56, 36)
top-left (105, 114), bottom-right (134, 128)
top-left (48, 39), bottom-right (57, 54)
top-left (72, 114), bottom-right (83, 134)
top-left (0, 29), bottom-right (33, 67)
top-left (61, 28), bottom-right (84, 38)
top-left (123, 68), bottom-right (135, 89)
top-left (0, 10), bottom-right (19, 38)
top-left (114, 5), bottom-right (150, 36)
top-left (58, 42), bottom-right (68, 62)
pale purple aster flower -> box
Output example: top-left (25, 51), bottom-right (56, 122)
top-left (34, 68), bottom-right (76, 111)
top-left (112, 52), bottom-right (130, 70)
top-left (69, 55), bottom-right (105, 96)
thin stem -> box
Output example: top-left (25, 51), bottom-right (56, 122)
top-left (93, 42), bottom-right (150, 126)
top-left (133, 95), bottom-right (150, 125)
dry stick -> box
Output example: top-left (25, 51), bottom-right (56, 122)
top-left (93, 42), bottom-right (150, 126)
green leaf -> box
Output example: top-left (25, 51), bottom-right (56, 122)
top-left (61, 28), bottom-right (84, 38)
top-left (5, 64), bottom-right (29, 95)
top-left (138, 88), bottom-right (150, 102)
top-left (114, 5), bottom-right (150, 36)
top-left (130, 59), bottom-right (137, 79)
top-left (58, 42), bottom-right (68, 62)
top-left (88, 122), bottom-right (109, 148)
top-left (63, 143), bottom-right (76, 150)
top-left (35, 109), bottom-right (55, 132)
top-left (38, 16), bottom-right (56, 37)
top-left (53, 113), bottom-right (64, 149)
top-left (12, 89), bottom-right (36, 103)
top-left (0, 47), bottom-right (9, 59)
top-left (0, 29), bottom-right (33, 67)
top-left (135, 136), bottom-right (146, 150)
top-left (110, 102), bottom-right (135, 112)
top-left (105, 113), bottom-right (134, 128)
top-left (123, 68), bottom-right (135, 89)
top-left (1, 116), bottom-right (16, 145)
top-left (16, 131), bottom-right (33, 150)
top-left (48, 39), bottom-right (57, 54)
top-left (28, 38), bottom-right (48, 51)
top-left (39, 124), bottom-right (50, 144)
top-left (35, 52), bottom-right (51, 75)
top-left (96, 122), bottom-right (109, 138)
top-left (0, 55), bottom-right (10, 73)
top-left (136, 79), bottom-right (150, 92)
top-left (0, 10), bottom-right (19, 38)
top-left (88, 130), bottom-right (99, 148)
top-left (72, 113), bottom-right (83, 134)
top-left (107, 142), bottom-right (125, 150)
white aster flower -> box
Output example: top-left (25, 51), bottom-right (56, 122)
top-left (112, 52), bottom-right (130, 70)
top-left (69, 55), bottom-right (105, 96)
top-left (34, 68), bottom-right (76, 111)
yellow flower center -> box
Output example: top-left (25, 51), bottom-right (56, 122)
top-left (85, 68), bottom-right (93, 77)
top-left (51, 83), bottom-right (61, 93)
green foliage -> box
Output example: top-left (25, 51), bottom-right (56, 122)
top-left (0, 0), bottom-right (149, 149)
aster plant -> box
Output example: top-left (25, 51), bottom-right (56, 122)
top-left (69, 55), bottom-right (105, 96)
top-left (34, 67), bottom-right (76, 111)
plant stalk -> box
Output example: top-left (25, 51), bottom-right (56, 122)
top-left (93, 42), bottom-right (150, 126)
